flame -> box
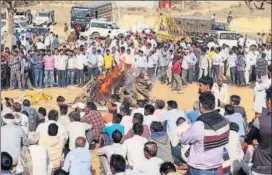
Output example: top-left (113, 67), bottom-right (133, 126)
top-left (99, 68), bottom-right (123, 94)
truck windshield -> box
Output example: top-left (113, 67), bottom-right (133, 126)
top-left (39, 12), bottom-right (49, 17)
top-left (220, 33), bottom-right (236, 40)
top-left (72, 8), bottom-right (91, 18)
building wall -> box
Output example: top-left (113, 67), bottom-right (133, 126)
top-left (113, 1), bottom-right (159, 8)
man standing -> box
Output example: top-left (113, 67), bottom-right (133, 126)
top-left (228, 49), bottom-right (237, 85)
top-left (199, 48), bottom-right (209, 79)
top-left (9, 50), bottom-right (22, 90)
top-left (75, 48), bottom-right (86, 86)
top-left (43, 50), bottom-right (55, 88)
top-left (188, 47), bottom-right (197, 84)
top-left (180, 92), bottom-right (230, 175)
top-left (20, 50), bottom-right (33, 90)
top-left (181, 51), bottom-right (190, 86)
top-left (246, 86), bottom-right (272, 175)
top-left (56, 49), bottom-right (68, 87)
top-left (134, 50), bottom-right (147, 77)
top-left (159, 45), bottom-right (169, 84)
top-left (31, 50), bottom-right (44, 88)
top-left (87, 47), bottom-right (99, 80)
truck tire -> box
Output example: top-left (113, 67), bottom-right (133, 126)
top-left (91, 32), bottom-right (100, 38)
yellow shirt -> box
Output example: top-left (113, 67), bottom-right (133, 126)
top-left (104, 55), bottom-right (114, 69)
top-left (208, 51), bottom-right (216, 62)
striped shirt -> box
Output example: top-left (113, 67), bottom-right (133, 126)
top-left (43, 55), bottom-right (55, 70)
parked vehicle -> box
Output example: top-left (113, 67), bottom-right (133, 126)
top-left (71, 2), bottom-right (112, 31)
top-left (27, 26), bottom-right (49, 36)
top-left (210, 31), bottom-right (240, 48)
top-left (14, 10), bottom-right (33, 24)
top-left (33, 10), bottom-right (55, 27)
top-left (131, 24), bottom-right (156, 34)
top-left (81, 19), bottom-right (126, 39)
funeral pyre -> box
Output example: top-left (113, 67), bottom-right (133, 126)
top-left (74, 68), bottom-right (124, 104)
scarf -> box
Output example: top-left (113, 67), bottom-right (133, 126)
top-left (197, 110), bottom-right (230, 150)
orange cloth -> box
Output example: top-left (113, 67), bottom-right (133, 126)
top-left (101, 112), bottom-right (113, 124)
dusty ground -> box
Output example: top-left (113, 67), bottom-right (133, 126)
top-left (1, 82), bottom-right (255, 174)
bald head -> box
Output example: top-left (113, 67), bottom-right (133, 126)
top-left (75, 137), bottom-right (86, 148)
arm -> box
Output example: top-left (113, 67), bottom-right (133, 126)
top-left (97, 146), bottom-right (108, 156)
top-left (62, 152), bottom-right (72, 173)
top-left (180, 121), bottom-right (203, 145)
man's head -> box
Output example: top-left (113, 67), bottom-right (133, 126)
top-left (110, 154), bottom-right (126, 174)
top-left (167, 100), bottom-right (178, 110)
top-left (48, 110), bottom-right (59, 121)
top-left (144, 142), bottom-right (158, 159)
top-left (132, 123), bottom-right (144, 136)
top-left (48, 123), bottom-right (58, 136)
top-left (13, 102), bottom-right (21, 112)
top-left (225, 104), bottom-right (235, 115)
top-left (144, 104), bottom-right (155, 116)
top-left (69, 111), bottom-right (81, 122)
top-left (22, 99), bottom-right (31, 107)
top-left (230, 122), bottom-right (239, 133)
top-left (217, 76), bottom-right (223, 87)
top-left (1, 152), bottom-right (13, 171)
top-left (155, 99), bottom-right (165, 110)
top-left (230, 95), bottom-right (241, 106)
top-left (86, 102), bottom-right (97, 113)
top-left (56, 96), bottom-right (65, 106)
top-left (150, 121), bottom-right (164, 133)
top-left (119, 106), bottom-right (130, 117)
top-left (112, 130), bottom-right (123, 144)
top-left (60, 104), bottom-right (68, 116)
top-left (266, 86), bottom-right (272, 112)
top-left (75, 137), bottom-right (87, 148)
top-left (38, 107), bottom-right (47, 117)
top-left (198, 76), bottom-right (213, 94)
top-left (137, 100), bottom-right (145, 108)
top-left (112, 113), bottom-right (123, 124)
top-left (159, 162), bottom-right (177, 175)
top-left (199, 92), bottom-right (216, 114)
top-left (133, 113), bottom-right (144, 124)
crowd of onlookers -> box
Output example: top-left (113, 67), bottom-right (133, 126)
top-left (1, 69), bottom-right (272, 175)
top-left (1, 27), bottom-right (271, 92)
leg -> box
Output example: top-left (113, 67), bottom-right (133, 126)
top-left (44, 70), bottom-right (49, 87)
top-left (71, 70), bottom-right (75, 85)
top-left (58, 70), bottom-right (62, 87)
top-left (38, 69), bottom-right (43, 88)
top-left (199, 68), bottom-right (203, 79)
top-left (223, 60), bottom-right (228, 76)
top-left (15, 70), bottom-right (22, 90)
top-left (215, 65), bottom-right (220, 80)
top-left (181, 69), bottom-right (188, 85)
top-left (21, 72), bottom-right (26, 89)
top-left (99, 156), bottom-right (112, 175)
top-left (49, 70), bottom-right (54, 87)
top-left (25, 71), bottom-right (33, 89)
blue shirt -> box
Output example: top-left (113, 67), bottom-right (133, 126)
top-left (161, 109), bottom-right (188, 140)
top-left (31, 54), bottom-right (43, 69)
top-left (62, 147), bottom-right (92, 175)
top-left (87, 54), bottom-right (98, 67)
top-left (186, 110), bottom-right (200, 123)
top-left (103, 124), bottom-right (124, 138)
top-left (224, 113), bottom-right (246, 137)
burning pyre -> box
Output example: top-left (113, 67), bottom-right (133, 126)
top-left (73, 68), bottom-right (124, 104)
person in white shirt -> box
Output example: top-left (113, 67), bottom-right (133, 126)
top-left (36, 38), bottom-right (45, 50)
top-left (181, 51), bottom-right (190, 85)
top-left (228, 50), bottom-right (237, 85)
top-left (124, 49), bottom-right (134, 70)
top-left (97, 49), bottom-right (104, 73)
top-left (130, 100), bottom-right (145, 117)
top-left (36, 109), bottom-right (68, 142)
top-left (158, 46), bottom-right (169, 84)
top-left (75, 49), bottom-right (87, 86)
top-left (62, 137), bottom-right (92, 175)
top-left (98, 130), bottom-right (126, 175)
top-left (133, 142), bottom-right (163, 175)
top-left (143, 104), bottom-right (158, 131)
top-left (58, 104), bottom-right (71, 129)
top-left (212, 77), bottom-right (229, 105)
top-left (211, 48), bottom-right (221, 82)
top-left (120, 107), bottom-right (133, 135)
top-left (44, 34), bottom-right (51, 49)
top-left (134, 50), bottom-right (147, 77)
top-left (147, 50), bottom-right (158, 80)
top-left (122, 123), bottom-right (148, 167)
top-left (76, 36), bottom-right (85, 48)
top-left (55, 49), bottom-right (68, 87)
top-left (66, 111), bottom-right (92, 150)
top-left (199, 48), bottom-right (209, 79)
top-left (27, 132), bottom-right (50, 175)
top-left (12, 102), bottom-right (29, 135)
top-left (253, 76), bottom-right (270, 114)
top-left (225, 122), bottom-right (244, 174)
top-left (67, 51), bottom-right (77, 86)
top-left (153, 99), bottom-right (167, 121)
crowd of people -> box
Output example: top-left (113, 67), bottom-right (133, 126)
top-left (1, 65), bottom-right (272, 175)
top-left (1, 25), bottom-right (271, 91)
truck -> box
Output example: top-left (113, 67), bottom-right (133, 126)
top-left (71, 2), bottom-right (112, 31)
top-left (33, 10), bottom-right (55, 27)
top-left (14, 9), bottom-right (33, 24)
top-left (174, 16), bottom-right (229, 36)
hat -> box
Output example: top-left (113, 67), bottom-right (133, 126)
top-left (28, 132), bottom-right (40, 145)
top-left (72, 102), bottom-right (86, 110)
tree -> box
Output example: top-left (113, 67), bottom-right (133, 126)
top-left (1, 1), bottom-right (29, 48)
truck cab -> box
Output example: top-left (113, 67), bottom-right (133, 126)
top-left (211, 31), bottom-right (240, 48)
top-left (33, 10), bottom-right (55, 27)
top-left (14, 10), bottom-right (32, 24)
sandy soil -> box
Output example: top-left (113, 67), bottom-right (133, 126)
top-left (1, 82), bottom-right (255, 174)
